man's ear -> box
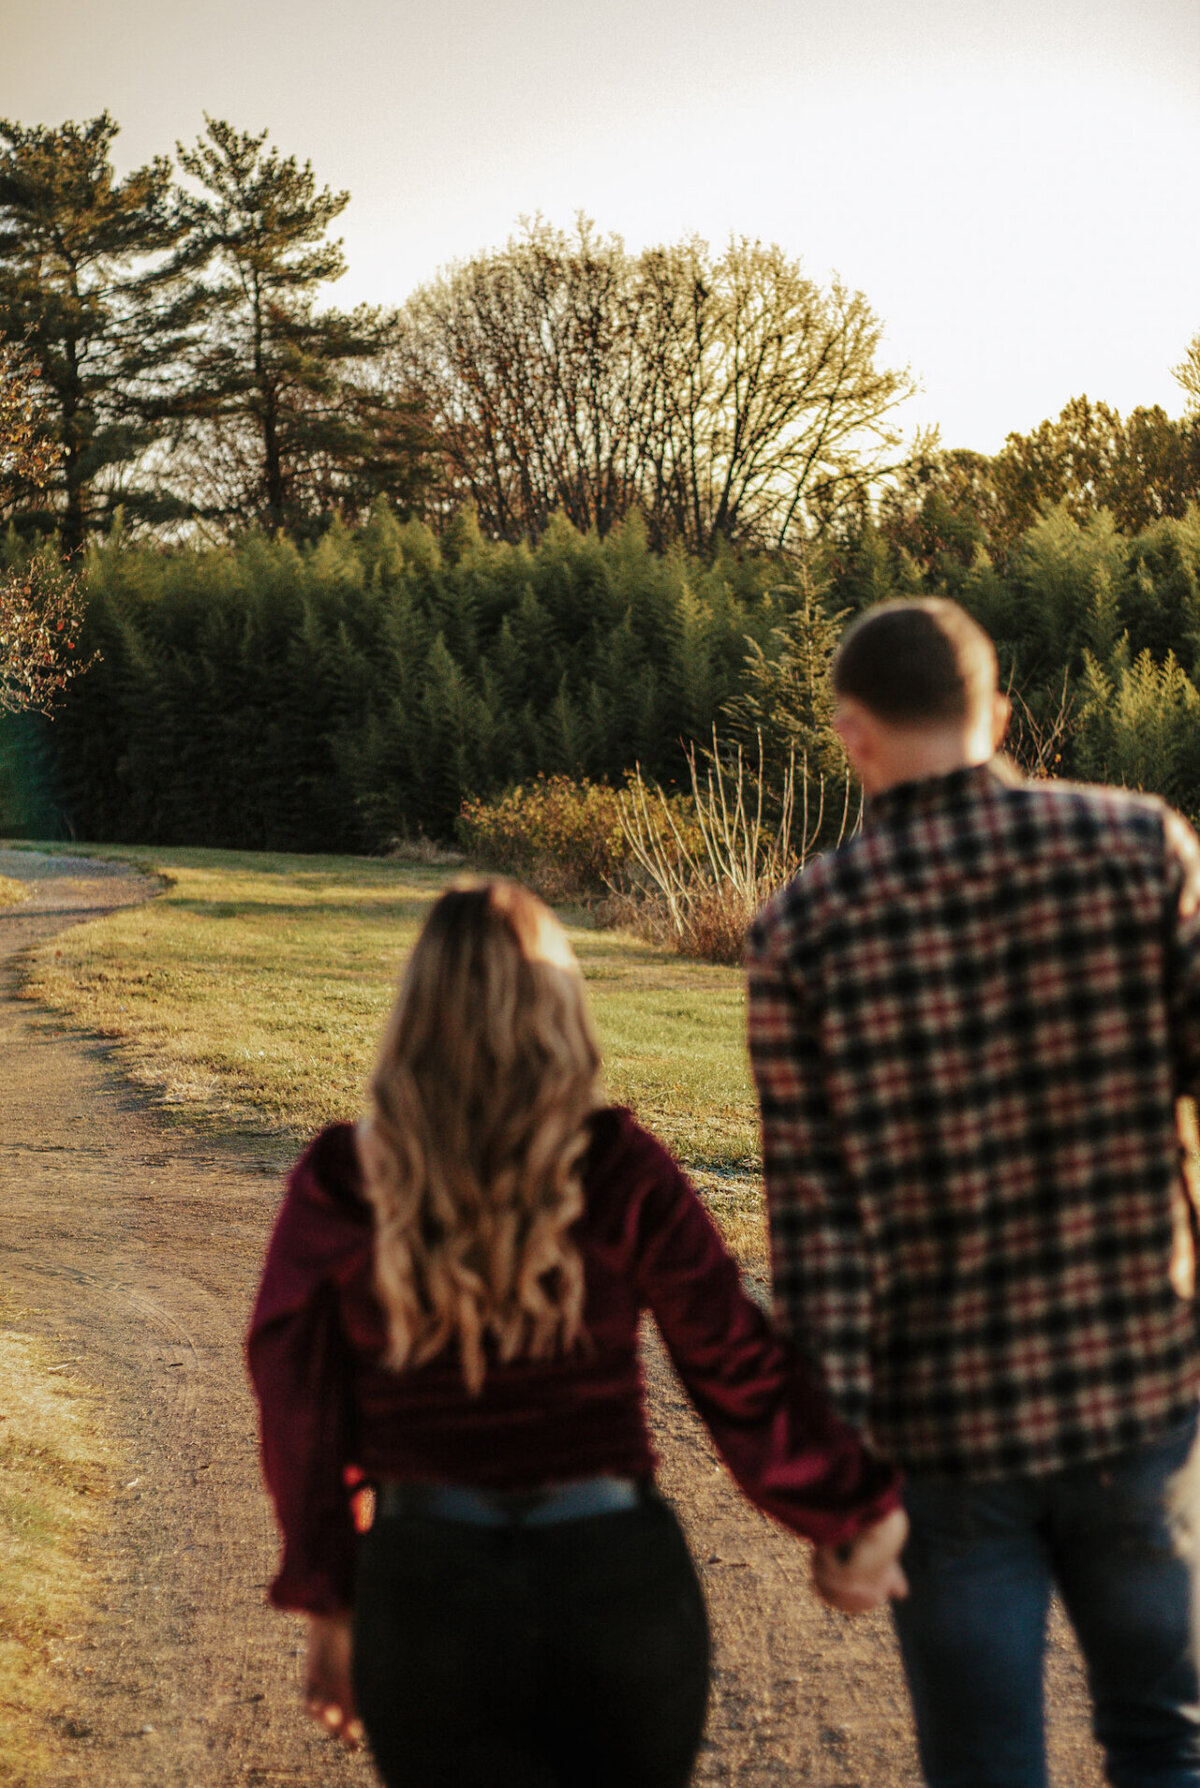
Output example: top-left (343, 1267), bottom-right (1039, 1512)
top-left (833, 700), bottom-right (875, 781)
top-left (833, 703), bottom-right (863, 762)
top-left (992, 692), bottom-right (1012, 750)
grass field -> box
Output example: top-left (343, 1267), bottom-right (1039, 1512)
top-left (18, 844), bottom-right (768, 1262)
top-left (0, 1296), bottom-right (114, 1786)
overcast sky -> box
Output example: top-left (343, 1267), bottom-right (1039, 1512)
top-left (2, 0), bottom-right (1197, 454)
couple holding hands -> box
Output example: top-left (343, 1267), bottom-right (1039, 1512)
top-left (250, 599), bottom-right (1200, 1787)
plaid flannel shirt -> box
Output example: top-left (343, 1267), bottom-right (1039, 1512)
top-left (746, 759), bottom-right (1200, 1479)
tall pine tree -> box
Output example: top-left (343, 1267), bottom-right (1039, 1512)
top-left (0, 113), bottom-right (197, 552)
top-left (172, 119), bottom-right (428, 535)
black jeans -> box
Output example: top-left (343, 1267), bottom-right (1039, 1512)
top-left (352, 1492), bottom-right (710, 1788)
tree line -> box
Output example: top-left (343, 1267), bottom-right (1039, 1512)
top-left (4, 109), bottom-right (1199, 573)
top-left (5, 491), bottom-right (1200, 850)
top-left (4, 108), bottom-right (1200, 849)
top-left (0, 507), bottom-right (798, 847)
top-left (832, 488), bottom-right (1200, 819)
top-left (0, 112), bottom-right (918, 558)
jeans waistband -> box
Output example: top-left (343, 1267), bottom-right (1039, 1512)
top-left (375, 1474), bottom-right (650, 1527)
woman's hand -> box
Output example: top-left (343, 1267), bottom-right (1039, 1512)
top-left (811, 1506), bottom-right (909, 1614)
top-left (304, 1611), bottom-right (364, 1750)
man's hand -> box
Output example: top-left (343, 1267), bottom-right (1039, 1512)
top-left (304, 1611), bottom-right (364, 1750)
top-left (812, 1506), bottom-right (909, 1614)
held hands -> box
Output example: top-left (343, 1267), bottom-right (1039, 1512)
top-left (304, 1611), bottom-right (364, 1751)
top-left (811, 1507), bottom-right (909, 1615)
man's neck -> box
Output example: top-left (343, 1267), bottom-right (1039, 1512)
top-left (862, 737), bottom-right (993, 798)
top-left (834, 693), bottom-right (1010, 798)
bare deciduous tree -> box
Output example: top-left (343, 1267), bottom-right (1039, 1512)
top-left (1174, 332), bottom-right (1200, 417)
top-left (393, 220), bottom-right (916, 555)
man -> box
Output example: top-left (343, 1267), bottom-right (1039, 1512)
top-left (746, 597), bottom-right (1200, 1787)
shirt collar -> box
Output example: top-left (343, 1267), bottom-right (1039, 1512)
top-left (864, 756), bottom-right (1024, 828)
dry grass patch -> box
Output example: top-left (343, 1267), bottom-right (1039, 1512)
top-left (0, 875), bottom-right (29, 907)
top-left (22, 845), bottom-right (766, 1262)
top-left (688, 1170), bottom-right (770, 1290)
top-left (0, 1302), bottom-right (115, 1785)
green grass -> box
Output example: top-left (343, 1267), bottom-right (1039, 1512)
top-left (0, 1297), bottom-right (114, 1786)
top-left (19, 844), bottom-right (767, 1261)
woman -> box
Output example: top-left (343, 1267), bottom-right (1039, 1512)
top-left (248, 880), bottom-right (906, 1787)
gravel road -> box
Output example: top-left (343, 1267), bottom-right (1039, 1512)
top-left (0, 849), bottom-right (1105, 1785)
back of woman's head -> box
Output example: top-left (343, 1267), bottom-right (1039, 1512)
top-left (357, 879), bottom-right (602, 1393)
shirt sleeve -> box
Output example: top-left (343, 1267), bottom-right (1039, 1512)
top-left (629, 1126), bottom-right (899, 1549)
top-left (245, 1127), bottom-right (371, 1616)
top-left (1164, 806), bottom-right (1200, 1097)
top-left (745, 897), bottom-right (875, 1435)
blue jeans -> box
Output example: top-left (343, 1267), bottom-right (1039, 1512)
top-left (892, 1415), bottom-right (1200, 1788)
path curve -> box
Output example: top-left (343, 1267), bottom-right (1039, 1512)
top-left (0, 850), bottom-right (1105, 1785)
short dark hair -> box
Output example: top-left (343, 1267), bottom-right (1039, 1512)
top-left (832, 598), bottom-right (998, 726)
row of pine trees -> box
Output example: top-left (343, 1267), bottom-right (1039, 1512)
top-left (1, 507), bottom-right (795, 847)
top-left (4, 495), bottom-right (1200, 851)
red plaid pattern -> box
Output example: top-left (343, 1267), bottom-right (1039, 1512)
top-left (747, 760), bottom-right (1200, 1478)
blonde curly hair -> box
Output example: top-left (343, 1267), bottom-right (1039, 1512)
top-left (356, 879), bottom-right (602, 1394)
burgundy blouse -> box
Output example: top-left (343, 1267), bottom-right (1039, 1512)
top-left (247, 1107), bottom-right (901, 1614)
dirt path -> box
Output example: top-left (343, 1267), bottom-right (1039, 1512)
top-left (0, 850), bottom-right (1107, 1786)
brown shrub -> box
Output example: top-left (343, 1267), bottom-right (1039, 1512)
top-left (613, 732), bottom-right (860, 964)
top-left (458, 776), bottom-right (629, 901)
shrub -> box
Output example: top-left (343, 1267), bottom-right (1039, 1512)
top-left (604, 878), bottom-right (754, 964)
top-left (459, 776), bottom-right (629, 902)
top-left (615, 733), bottom-right (860, 964)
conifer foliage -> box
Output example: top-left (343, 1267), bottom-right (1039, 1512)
top-left (31, 507), bottom-right (797, 848)
top-left (0, 114), bottom-right (197, 552)
top-left (169, 119), bottom-right (424, 533)
top-left (11, 496), bottom-right (1200, 849)
top-left (0, 112), bottom-right (433, 546)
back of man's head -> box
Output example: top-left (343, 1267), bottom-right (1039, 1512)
top-left (833, 598), bottom-right (998, 728)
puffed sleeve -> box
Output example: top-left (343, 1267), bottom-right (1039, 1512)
top-left (246, 1123), bottom-right (373, 1614)
top-left (624, 1119), bottom-right (900, 1549)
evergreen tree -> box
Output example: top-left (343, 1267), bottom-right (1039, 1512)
top-left (1006, 506), bottom-right (1127, 685)
top-left (0, 113), bottom-right (195, 552)
top-left (722, 583), bottom-right (845, 782)
top-left (1117, 516), bottom-right (1200, 668)
top-left (1076, 645), bottom-right (1200, 820)
top-left (172, 119), bottom-right (427, 534)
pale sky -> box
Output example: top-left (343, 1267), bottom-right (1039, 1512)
top-left (1, 0), bottom-right (1197, 454)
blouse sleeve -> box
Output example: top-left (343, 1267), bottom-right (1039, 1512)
top-left (628, 1125), bottom-right (901, 1549)
top-left (245, 1125), bottom-right (372, 1615)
